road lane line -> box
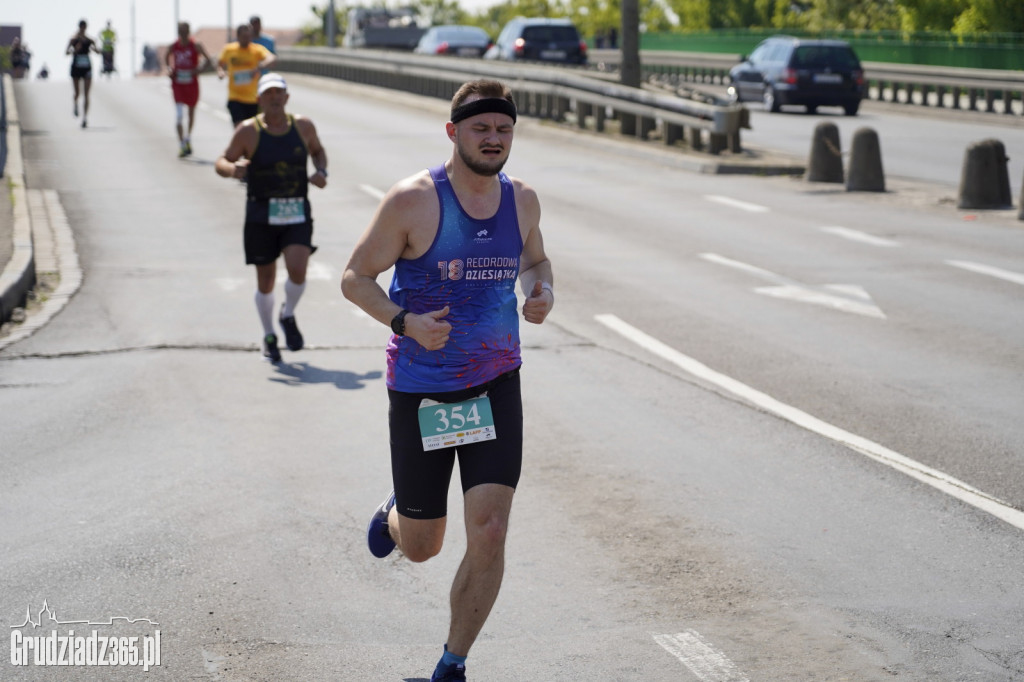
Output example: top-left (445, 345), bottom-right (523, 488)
top-left (704, 195), bottom-right (770, 213)
top-left (699, 253), bottom-right (784, 282)
top-left (359, 184), bottom-right (386, 201)
top-left (653, 631), bottom-right (749, 682)
top-left (595, 314), bottom-right (1024, 532)
top-left (821, 226), bottom-right (900, 247)
top-left (946, 260), bottom-right (1024, 286)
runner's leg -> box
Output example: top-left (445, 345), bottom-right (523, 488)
top-left (445, 483), bottom-right (515, 656)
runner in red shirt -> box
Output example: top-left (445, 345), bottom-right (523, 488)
top-left (166, 22), bottom-right (213, 157)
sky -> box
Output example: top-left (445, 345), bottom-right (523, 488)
top-left (5, 0), bottom-right (493, 80)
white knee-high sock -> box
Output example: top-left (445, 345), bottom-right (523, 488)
top-left (254, 290), bottom-right (275, 336)
top-left (281, 279), bottom-right (306, 319)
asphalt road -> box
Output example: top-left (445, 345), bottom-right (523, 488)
top-left (1, 73), bottom-right (1022, 681)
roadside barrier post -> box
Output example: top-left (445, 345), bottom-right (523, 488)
top-left (807, 121), bottom-right (843, 183)
top-left (958, 139), bottom-right (1012, 209)
top-left (846, 127), bottom-right (885, 192)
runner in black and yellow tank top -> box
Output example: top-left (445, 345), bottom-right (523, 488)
top-left (215, 73), bottom-right (329, 363)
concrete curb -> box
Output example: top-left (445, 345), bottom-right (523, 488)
top-left (0, 75), bottom-right (83, 351)
top-left (0, 73), bottom-right (35, 327)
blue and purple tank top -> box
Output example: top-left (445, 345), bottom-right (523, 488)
top-left (386, 165), bottom-right (524, 393)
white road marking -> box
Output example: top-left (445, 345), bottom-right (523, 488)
top-left (595, 314), bottom-right (1024, 532)
top-left (946, 260), bottom-right (1024, 286)
top-left (359, 184), bottom-right (386, 200)
top-left (821, 226), bottom-right (900, 247)
top-left (653, 631), bottom-right (749, 682)
top-left (704, 195), bottom-right (770, 213)
top-left (215, 277), bottom-right (246, 292)
top-left (700, 253), bottom-right (886, 319)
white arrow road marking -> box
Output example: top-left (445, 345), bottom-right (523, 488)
top-left (704, 195), bottom-right (770, 213)
top-left (595, 314), bottom-right (1024, 532)
top-left (653, 631), bottom-right (749, 682)
top-left (821, 226), bottom-right (900, 247)
top-left (946, 260), bottom-right (1024, 286)
top-left (700, 253), bottom-right (886, 319)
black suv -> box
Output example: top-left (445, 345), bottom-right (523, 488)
top-left (484, 17), bottom-right (587, 65)
top-left (728, 37), bottom-right (866, 115)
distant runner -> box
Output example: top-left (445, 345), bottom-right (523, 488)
top-left (66, 20), bottom-right (100, 128)
top-left (250, 15), bottom-right (276, 57)
top-left (166, 22), bottom-right (213, 157)
top-left (217, 24), bottom-right (276, 127)
top-left (100, 20), bottom-right (116, 77)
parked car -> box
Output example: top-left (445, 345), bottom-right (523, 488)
top-left (483, 17), bottom-right (587, 65)
top-left (727, 36), bottom-right (866, 115)
top-left (413, 25), bottom-right (492, 57)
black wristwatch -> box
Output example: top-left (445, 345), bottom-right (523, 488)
top-left (390, 309), bottom-right (410, 336)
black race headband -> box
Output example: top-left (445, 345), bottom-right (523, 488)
top-left (450, 98), bottom-right (517, 125)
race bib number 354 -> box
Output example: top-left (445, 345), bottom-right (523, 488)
top-left (418, 395), bottom-right (496, 451)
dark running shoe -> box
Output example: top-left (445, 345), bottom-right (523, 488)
top-left (279, 314), bottom-right (304, 351)
top-left (431, 662), bottom-right (467, 682)
top-left (367, 491), bottom-right (397, 558)
top-left (262, 333), bottom-right (282, 363)
top-left (184, 141), bottom-right (192, 156)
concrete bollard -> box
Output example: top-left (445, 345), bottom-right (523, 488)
top-left (958, 138), bottom-right (1012, 209)
top-left (846, 127), bottom-right (885, 192)
top-left (807, 121), bottom-right (844, 183)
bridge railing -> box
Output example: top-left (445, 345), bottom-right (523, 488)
top-left (275, 46), bottom-right (748, 154)
top-left (587, 49), bottom-right (1024, 116)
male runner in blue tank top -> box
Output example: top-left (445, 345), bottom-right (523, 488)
top-left (342, 79), bottom-right (554, 681)
top-left (215, 73), bottom-right (328, 362)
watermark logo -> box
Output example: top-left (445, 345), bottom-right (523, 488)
top-left (10, 600), bottom-right (161, 672)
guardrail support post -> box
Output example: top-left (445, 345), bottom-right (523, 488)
top-left (620, 111), bottom-right (637, 136)
top-left (689, 127), bottom-right (703, 152)
top-left (595, 106), bottom-right (606, 133)
top-left (665, 122), bottom-right (682, 146)
top-left (576, 101), bottom-right (592, 129)
top-left (639, 116), bottom-right (655, 140)
top-left (728, 130), bottom-right (741, 154)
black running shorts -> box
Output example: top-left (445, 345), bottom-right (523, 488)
top-left (243, 220), bottom-right (317, 265)
top-left (70, 66), bottom-right (92, 80)
top-left (388, 369), bottom-right (523, 520)
top-left (227, 100), bottom-right (259, 126)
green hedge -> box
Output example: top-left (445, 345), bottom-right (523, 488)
top-left (641, 29), bottom-right (1024, 70)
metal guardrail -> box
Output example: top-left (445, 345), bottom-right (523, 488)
top-left (588, 49), bottom-right (1024, 116)
top-left (275, 46), bottom-right (747, 154)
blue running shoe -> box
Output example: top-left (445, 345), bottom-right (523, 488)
top-left (367, 491), bottom-right (396, 558)
top-left (431, 645), bottom-right (467, 681)
top-left (430, 662), bottom-right (467, 682)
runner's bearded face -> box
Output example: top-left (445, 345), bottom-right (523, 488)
top-left (455, 113), bottom-right (514, 177)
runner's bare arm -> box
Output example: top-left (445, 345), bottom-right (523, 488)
top-left (296, 117), bottom-right (327, 188)
top-left (342, 178), bottom-right (452, 350)
top-left (514, 181), bottom-right (553, 324)
top-left (214, 123), bottom-right (257, 179)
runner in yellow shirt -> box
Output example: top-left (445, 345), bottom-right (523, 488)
top-left (217, 24), bottom-right (276, 126)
